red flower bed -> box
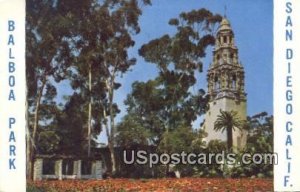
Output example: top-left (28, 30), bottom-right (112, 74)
top-left (29, 178), bottom-right (273, 192)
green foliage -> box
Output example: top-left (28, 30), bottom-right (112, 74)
top-left (224, 113), bottom-right (274, 178)
top-left (26, 0), bottom-right (75, 100)
top-left (193, 140), bottom-right (226, 177)
top-left (135, 8), bottom-right (221, 151)
top-left (122, 78), bottom-right (209, 148)
top-left (206, 139), bottom-right (227, 153)
top-left (115, 8), bottom-right (221, 177)
top-left (246, 112), bottom-right (273, 153)
top-left (139, 9), bottom-right (221, 73)
top-left (26, 1), bottom-right (274, 180)
top-left (159, 125), bottom-right (198, 154)
top-left (116, 114), bottom-right (151, 148)
top-left (27, 0), bottom-right (152, 158)
top-left (37, 131), bottom-right (60, 154)
top-left (54, 93), bottom-right (88, 155)
top-left (26, 1), bottom-right (80, 178)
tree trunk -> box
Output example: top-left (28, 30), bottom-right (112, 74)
top-left (102, 61), bottom-right (117, 174)
top-left (25, 83), bottom-right (31, 180)
top-left (103, 108), bottom-right (116, 174)
top-left (29, 79), bottom-right (46, 180)
top-left (164, 127), bottom-right (169, 176)
top-left (108, 84), bottom-right (116, 174)
top-left (87, 63), bottom-right (92, 157)
top-left (108, 139), bottom-right (116, 174)
top-left (227, 127), bottom-right (233, 151)
top-left (103, 76), bottom-right (116, 175)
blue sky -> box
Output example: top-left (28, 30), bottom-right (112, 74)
top-left (57, 0), bottom-right (273, 143)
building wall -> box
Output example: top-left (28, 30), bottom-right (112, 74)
top-left (33, 157), bottom-right (105, 181)
top-left (203, 96), bottom-right (247, 149)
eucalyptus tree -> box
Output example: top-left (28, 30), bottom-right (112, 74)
top-left (116, 9), bottom-right (221, 175)
top-left (98, 0), bottom-right (151, 174)
top-left (26, 0), bottom-right (76, 179)
top-left (61, 0), bottom-right (151, 174)
top-left (135, 9), bottom-right (222, 149)
top-left (59, 0), bottom-right (109, 158)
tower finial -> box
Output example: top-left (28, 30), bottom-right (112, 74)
top-left (224, 5), bottom-right (227, 18)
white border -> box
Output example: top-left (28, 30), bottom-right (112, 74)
top-left (274, 0), bottom-right (300, 191)
top-left (0, 0), bottom-right (26, 191)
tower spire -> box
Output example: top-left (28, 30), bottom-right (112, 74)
top-left (224, 5), bottom-right (227, 18)
top-left (207, 17), bottom-right (245, 100)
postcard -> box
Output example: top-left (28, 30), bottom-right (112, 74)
top-left (0, 0), bottom-right (299, 191)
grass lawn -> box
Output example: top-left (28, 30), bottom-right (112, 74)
top-left (28, 178), bottom-right (273, 192)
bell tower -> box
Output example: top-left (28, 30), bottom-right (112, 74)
top-left (203, 17), bottom-right (247, 149)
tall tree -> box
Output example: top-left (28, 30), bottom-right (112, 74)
top-left (99, 0), bottom-right (151, 174)
top-left (123, 79), bottom-right (208, 146)
top-left (245, 112), bottom-right (273, 153)
top-left (116, 9), bottom-right (221, 175)
top-left (213, 110), bottom-right (243, 150)
top-left (62, 0), bottom-right (151, 173)
top-left (26, 0), bottom-right (76, 179)
top-left (63, 1), bottom-right (105, 157)
top-left (136, 8), bottom-right (221, 148)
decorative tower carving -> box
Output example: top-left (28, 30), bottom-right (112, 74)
top-left (203, 17), bottom-right (247, 149)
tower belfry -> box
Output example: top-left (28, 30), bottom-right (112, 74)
top-left (203, 17), bottom-right (247, 149)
